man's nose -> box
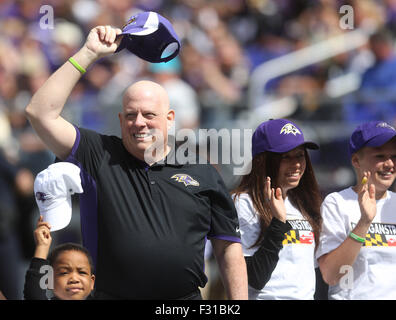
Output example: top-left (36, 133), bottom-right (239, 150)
top-left (134, 113), bottom-right (146, 127)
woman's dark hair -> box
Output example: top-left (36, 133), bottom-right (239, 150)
top-left (48, 243), bottom-right (95, 274)
top-left (233, 149), bottom-right (322, 249)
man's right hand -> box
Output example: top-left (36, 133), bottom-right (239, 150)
top-left (84, 25), bottom-right (123, 60)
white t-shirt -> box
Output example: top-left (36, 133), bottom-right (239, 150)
top-left (316, 187), bottom-right (396, 300)
top-left (234, 193), bottom-right (316, 300)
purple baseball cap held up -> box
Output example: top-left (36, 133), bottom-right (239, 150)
top-left (349, 121), bottom-right (396, 155)
top-left (252, 119), bottom-right (319, 157)
top-left (115, 11), bottom-right (181, 63)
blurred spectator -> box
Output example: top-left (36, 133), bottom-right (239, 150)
top-left (49, 20), bottom-right (84, 69)
top-left (343, 28), bottom-right (396, 124)
top-left (69, 59), bottom-right (116, 132)
top-left (0, 150), bottom-right (34, 300)
top-left (148, 57), bottom-right (200, 132)
top-left (181, 20), bottom-right (249, 129)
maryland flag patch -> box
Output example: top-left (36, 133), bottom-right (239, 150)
top-left (351, 222), bottom-right (396, 247)
top-left (282, 219), bottom-right (314, 245)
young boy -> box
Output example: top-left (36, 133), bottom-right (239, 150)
top-left (316, 121), bottom-right (396, 299)
top-left (24, 216), bottom-right (95, 300)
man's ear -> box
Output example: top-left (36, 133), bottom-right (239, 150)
top-left (167, 109), bottom-right (175, 129)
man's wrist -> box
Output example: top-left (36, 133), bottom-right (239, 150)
top-left (72, 46), bottom-right (99, 70)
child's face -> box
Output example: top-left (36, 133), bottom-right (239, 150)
top-left (353, 139), bottom-right (396, 194)
top-left (52, 250), bottom-right (95, 300)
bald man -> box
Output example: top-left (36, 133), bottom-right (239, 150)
top-left (25, 25), bottom-right (247, 300)
top-left (119, 80), bottom-right (175, 164)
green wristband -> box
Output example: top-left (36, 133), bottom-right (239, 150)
top-left (68, 57), bottom-right (86, 74)
top-left (349, 232), bottom-right (366, 243)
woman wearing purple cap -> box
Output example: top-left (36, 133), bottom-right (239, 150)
top-left (232, 119), bottom-right (322, 300)
top-left (316, 121), bottom-right (396, 299)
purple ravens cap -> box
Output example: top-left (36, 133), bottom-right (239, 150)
top-left (349, 121), bottom-right (396, 155)
top-left (115, 11), bottom-right (181, 63)
top-left (252, 119), bottom-right (319, 157)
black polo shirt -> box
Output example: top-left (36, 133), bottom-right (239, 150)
top-left (65, 127), bottom-right (241, 299)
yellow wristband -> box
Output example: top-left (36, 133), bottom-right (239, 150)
top-left (68, 57), bottom-right (86, 74)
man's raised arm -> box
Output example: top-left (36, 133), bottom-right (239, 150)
top-left (25, 26), bottom-right (122, 160)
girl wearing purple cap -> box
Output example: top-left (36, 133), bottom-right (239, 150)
top-left (232, 119), bottom-right (322, 300)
